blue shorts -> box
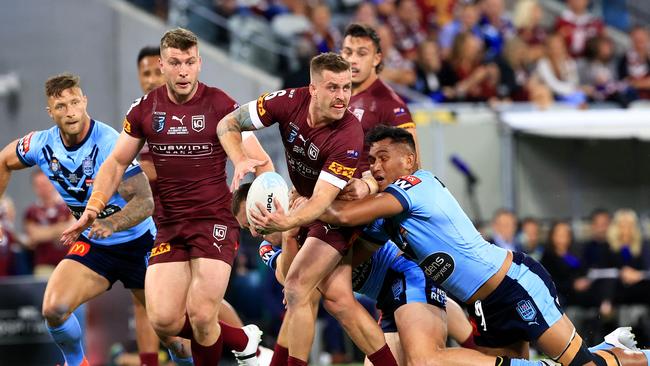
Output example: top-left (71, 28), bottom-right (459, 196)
top-left (377, 258), bottom-right (447, 333)
top-left (469, 252), bottom-right (564, 348)
top-left (65, 230), bottom-right (155, 290)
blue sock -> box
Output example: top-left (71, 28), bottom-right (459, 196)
top-left (47, 314), bottom-right (85, 366)
top-left (510, 359), bottom-right (543, 366)
top-left (168, 349), bottom-right (194, 366)
top-left (641, 350), bottom-right (650, 366)
top-left (589, 341), bottom-right (613, 352)
top-left (259, 241), bottom-right (281, 271)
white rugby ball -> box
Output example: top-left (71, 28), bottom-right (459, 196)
top-left (246, 172), bottom-right (290, 230)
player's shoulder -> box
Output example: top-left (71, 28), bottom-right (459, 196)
top-left (92, 120), bottom-right (120, 138)
top-left (339, 109), bottom-right (364, 133)
top-left (392, 170), bottom-right (434, 192)
top-left (372, 79), bottom-right (408, 106)
top-left (201, 83), bottom-right (238, 106)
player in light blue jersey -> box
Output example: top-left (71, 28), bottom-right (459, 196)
top-left (0, 74), bottom-right (191, 366)
top-left (250, 125), bottom-right (650, 366)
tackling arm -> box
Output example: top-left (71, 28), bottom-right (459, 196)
top-left (320, 192), bottom-right (404, 227)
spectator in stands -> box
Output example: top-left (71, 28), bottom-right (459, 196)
top-left (0, 194), bottom-right (17, 277)
top-left (270, 0), bottom-right (311, 42)
top-left (535, 33), bottom-right (590, 105)
top-left (618, 25), bottom-right (650, 100)
top-left (374, 0), bottom-right (397, 21)
top-left (580, 35), bottom-right (634, 106)
top-left (554, 0), bottom-right (604, 58)
top-left (583, 208), bottom-right (612, 269)
top-left (478, 0), bottom-right (515, 62)
top-left (412, 39), bottom-right (443, 100)
top-left (438, 0), bottom-right (482, 60)
top-left (439, 31), bottom-right (499, 102)
top-left (513, 0), bottom-right (547, 62)
top-left (541, 221), bottom-right (598, 308)
top-left (606, 209), bottom-right (650, 307)
top-left (23, 171), bottom-right (73, 277)
top-left (353, 1), bottom-right (380, 28)
top-left (518, 217), bottom-right (544, 261)
top-left (306, 3), bottom-right (342, 54)
top-left (495, 37), bottom-right (534, 101)
top-left (386, 0), bottom-right (427, 60)
top-left (376, 24), bottom-right (417, 86)
top-left (416, 0), bottom-right (455, 30)
top-left (487, 208), bottom-right (522, 252)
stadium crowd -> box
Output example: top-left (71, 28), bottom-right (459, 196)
top-left (130, 0), bottom-right (650, 108)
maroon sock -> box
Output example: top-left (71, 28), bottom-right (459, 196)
top-left (139, 352), bottom-right (159, 366)
top-left (191, 334), bottom-right (223, 366)
top-left (269, 344), bottom-right (289, 366)
top-left (460, 333), bottom-right (477, 349)
top-left (367, 344), bottom-right (398, 366)
top-left (219, 321), bottom-right (248, 352)
top-left (176, 314), bottom-right (193, 339)
top-left (287, 355), bottom-right (308, 366)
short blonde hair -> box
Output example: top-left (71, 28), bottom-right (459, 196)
top-left (607, 209), bottom-right (643, 257)
top-left (161, 28), bottom-right (198, 51)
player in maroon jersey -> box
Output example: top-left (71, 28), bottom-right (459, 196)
top-left (217, 52), bottom-right (398, 366)
top-left (63, 28), bottom-right (273, 366)
top-left (338, 23), bottom-right (421, 200)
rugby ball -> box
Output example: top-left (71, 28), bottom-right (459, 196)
top-left (246, 172), bottom-right (290, 231)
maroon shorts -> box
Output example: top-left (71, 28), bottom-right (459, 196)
top-left (303, 220), bottom-right (358, 255)
top-left (148, 219), bottom-right (240, 266)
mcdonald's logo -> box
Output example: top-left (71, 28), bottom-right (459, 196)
top-left (67, 241), bottom-right (90, 257)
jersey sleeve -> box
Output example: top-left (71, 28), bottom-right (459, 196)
top-left (15, 130), bottom-right (46, 167)
top-left (383, 174), bottom-right (427, 212)
top-left (385, 99), bottom-right (415, 129)
top-left (360, 219), bottom-right (390, 245)
top-left (319, 125), bottom-right (363, 190)
top-left (247, 89), bottom-right (293, 130)
top-left (123, 95), bottom-right (147, 138)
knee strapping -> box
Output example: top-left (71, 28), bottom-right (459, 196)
top-left (562, 341), bottom-right (619, 366)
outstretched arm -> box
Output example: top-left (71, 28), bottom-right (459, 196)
top-left (320, 192), bottom-right (404, 227)
top-left (61, 132), bottom-right (144, 244)
top-left (242, 132), bottom-right (274, 176)
top-left (87, 171), bottom-right (153, 239)
top-left (217, 105), bottom-right (268, 190)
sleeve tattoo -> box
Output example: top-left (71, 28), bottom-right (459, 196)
top-left (217, 105), bottom-right (257, 137)
top-left (101, 172), bottom-right (154, 232)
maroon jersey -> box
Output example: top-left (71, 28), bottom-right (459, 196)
top-left (24, 201), bottom-right (71, 266)
top-left (554, 10), bottom-right (604, 57)
top-left (123, 82), bottom-right (238, 226)
top-left (248, 87), bottom-right (363, 197)
top-left (349, 79), bottom-right (414, 172)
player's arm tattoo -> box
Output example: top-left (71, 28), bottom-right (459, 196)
top-left (100, 171), bottom-right (154, 233)
top-left (217, 105), bottom-right (256, 138)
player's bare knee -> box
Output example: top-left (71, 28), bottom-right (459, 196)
top-left (148, 312), bottom-right (182, 336)
top-left (42, 301), bottom-right (71, 325)
top-left (322, 296), bottom-right (352, 321)
top-left (187, 309), bottom-right (217, 332)
top-left (283, 280), bottom-right (310, 308)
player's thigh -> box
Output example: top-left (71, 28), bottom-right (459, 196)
top-left (187, 257), bottom-right (232, 314)
top-left (446, 298), bottom-right (473, 344)
top-left (364, 333), bottom-right (404, 366)
top-left (145, 261), bottom-right (191, 319)
top-left (395, 303), bottom-right (447, 360)
top-left (43, 258), bottom-right (110, 314)
top-left (285, 236), bottom-right (342, 299)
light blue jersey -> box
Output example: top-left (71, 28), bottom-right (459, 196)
top-left (353, 242), bottom-right (402, 300)
top-left (16, 119), bottom-right (156, 245)
top-left (362, 169), bottom-right (507, 302)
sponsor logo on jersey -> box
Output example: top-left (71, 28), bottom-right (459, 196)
top-left (150, 242), bottom-right (171, 258)
top-left (18, 131), bottom-right (35, 156)
top-left (516, 300), bottom-right (537, 322)
top-left (393, 107), bottom-right (406, 116)
top-left (213, 224), bottom-right (227, 241)
top-left (82, 156), bottom-right (94, 176)
top-left (352, 108), bottom-right (364, 121)
top-left (292, 145), bottom-right (305, 156)
top-left (287, 155), bottom-right (319, 179)
top-left (257, 93), bottom-right (269, 117)
top-left (149, 143), bottom-right (213, 157)
top-left (192, 115), bottom-right (205, 132)
top-left (67, 241), bottom-right (90, 257)
top-left (392, 175), bottom-right (422, 190)
top-left (123, 119), bottom-right (132, 133)
top-left (328, 161), bottom-right (356, 179)
top-left (152, 111), bottom-right (166, 133)
top-left (346, 149), bottom-right (359, 158)
top-left (420, 252), bottom-right (455, 285)
top-left (307, 143), bottom-right (319, 160)
top-left (171, 115), bottom-right (186, 125)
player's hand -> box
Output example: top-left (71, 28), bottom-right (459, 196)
top-left (61, 211), bottom-right (98, 246)
top-left (88, 219), bottom-right (116, 240)
top-left (338, 178), bottom-right (370, 201)
top-left (249, 199), bottom-right (293, 233)
top-left (231, 158), bottom-right (268, 191)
